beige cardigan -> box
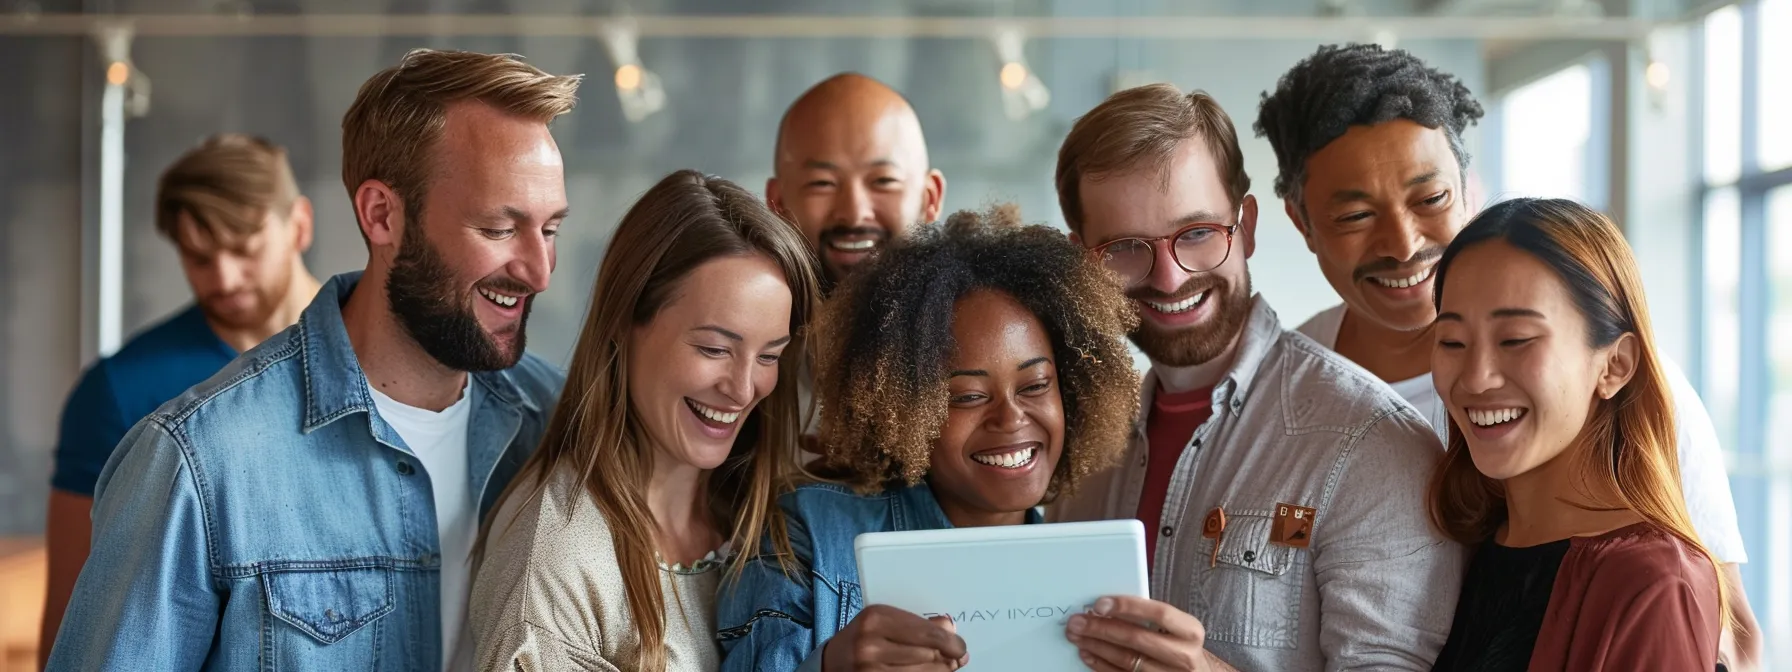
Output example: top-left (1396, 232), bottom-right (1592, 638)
top-left (470, 468), bottom-right (723, 671)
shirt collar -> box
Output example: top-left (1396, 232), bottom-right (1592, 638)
top-left (1136, 294), bottom-right (1283, 431)
top-left (298, 271), bottom-right (537, 434)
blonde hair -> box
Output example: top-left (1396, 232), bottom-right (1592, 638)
top-left (1055, 83), bottom-right (1251, 236)
top-left (1428, 197), bottom-right (1729, 626)
top-left (155, 133), bottom-right (299, 244)
top-left (340, 49), bottom-right (581, 234)
top-left (486, 171), bottom-right (816, 672)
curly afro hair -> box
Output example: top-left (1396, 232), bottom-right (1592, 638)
top-left (1254, 43), bottom-right (1485, 207)
top-left (807, 204), bottom-right (1140, 502)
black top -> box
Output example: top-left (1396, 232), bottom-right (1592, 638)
top-left (1432, 537), bottom-right (1572, 671)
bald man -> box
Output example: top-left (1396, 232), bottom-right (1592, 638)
top-left (768, 73), bottom-right (946, 290)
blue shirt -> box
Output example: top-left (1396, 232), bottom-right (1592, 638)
top-left (47, 272), bottom-right (564, 672)
top-left (716, 481), bottom-right (1043, 672)
top-left (52, 304), bottom-right (235, 496)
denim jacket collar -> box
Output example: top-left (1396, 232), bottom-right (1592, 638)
top-left (899, 481), bottom-right (1046, 529)
top-left (297, 272), bottom-right (541, 442)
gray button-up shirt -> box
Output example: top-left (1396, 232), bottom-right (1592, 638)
top-left (1055, 296), bottom-right (1465, 672)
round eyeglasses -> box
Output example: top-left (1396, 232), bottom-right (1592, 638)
top-left (1087, 213), bottom-right (1240, 287)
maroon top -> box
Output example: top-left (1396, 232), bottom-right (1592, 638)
top-left (1529, 522), bottom-right (1722, 671)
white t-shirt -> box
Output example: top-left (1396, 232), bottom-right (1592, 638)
top-left (1297, 304), bottom-right (1747, 563)
top-left (369, 378), bottom-right (477, 670)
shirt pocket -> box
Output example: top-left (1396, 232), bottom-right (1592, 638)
top-left (1194, 510), bottom-right (1303, 651)
top-left (261, 566), bottom-right (396, 671)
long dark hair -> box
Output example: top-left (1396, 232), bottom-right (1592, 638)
top-left (1427, 197), bottom-right (1727, 623)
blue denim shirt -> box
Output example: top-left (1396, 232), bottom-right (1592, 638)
top-left (715, 481), bottom-right (1043, 672)
top-left (47, 272), bottom-right (563, 672)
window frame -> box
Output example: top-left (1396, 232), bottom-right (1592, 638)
top-left (1695, 2), bottom-right (1792, 663)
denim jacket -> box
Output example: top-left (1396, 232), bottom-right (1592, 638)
top-left (715, 481), bottom-right (1042, 672)
top-left (47, 272), bottom-right (563, 672)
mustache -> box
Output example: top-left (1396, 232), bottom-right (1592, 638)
top-left (1127, 276), bottom-right (1223, 302)
top-left (1352, 247), bottom-right (1446, 282)
top-left (477, 277), bottom-right (536, 297)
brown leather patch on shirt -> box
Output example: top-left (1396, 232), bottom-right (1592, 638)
top-left (1270, 503), bottom-right (1316, 548)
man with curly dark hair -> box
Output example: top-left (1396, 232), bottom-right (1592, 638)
top-left (1051, 83), bottom-right (1461, 672)
top-left (714, 205), bottom-right (1141, 672)
top-left (1255, 44), bottom-right (1760, 668)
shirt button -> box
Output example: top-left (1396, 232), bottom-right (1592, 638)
top-left (395, 460), bottom-right (414, 476)
top-left (1161, 526), bottom-right (1174, 537)
top-left (1243, 550), bottom-right (1256, 563)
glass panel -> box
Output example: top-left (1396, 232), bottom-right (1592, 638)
top-left (1706, 5), bottom-right (1744, 185)
top-left (1500, 64), bottom-right (1591, 201)
top-left (1762, 0), bottom-right (1792, 171)
top-left (1766, 184), bottom-right (1792, 670)
top-left (1705, 187), bottom-right (1742, 452)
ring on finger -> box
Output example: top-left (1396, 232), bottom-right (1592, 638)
top-left (1131, 654), bottom-right (1144, 672)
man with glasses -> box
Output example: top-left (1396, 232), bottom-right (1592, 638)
top-left (1051, 84), bottom-right (1463, 671)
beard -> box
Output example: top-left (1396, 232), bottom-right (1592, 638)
top-left (385, 224), bottom-right (532, 372)
top-left (198, 263), bottom-right (290, 332)
top-left (1128, 272), bottom-right (1253, 367)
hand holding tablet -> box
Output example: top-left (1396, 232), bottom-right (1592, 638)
top-left (853, 520), bottom-right (1151, 670)
top-left (1066, 596), bottom-right (1232, 672)
top-left (822, 605), bottom-right (970, 671)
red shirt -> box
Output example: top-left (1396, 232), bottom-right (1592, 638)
top-left (1137, 384), bottom-right (1215, 566)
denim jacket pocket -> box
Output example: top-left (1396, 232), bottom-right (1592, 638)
top-left (262, 566), bottom-right (395, 649)
top-left (1196, 511), bottom-right (1302, 651)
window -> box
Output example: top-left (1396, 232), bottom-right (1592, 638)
top-left (1705, 188), bottom-right (1742, 452)
top-left (1761, 0), bottom-right (1791, 170)
top-left (1767, 185), bottom-right (1792, 650)
top-left (1500, 64), bottom-right (1593, 202)
top-left (1700, 3), bottom-right (1792, 667)
top-left (1706, 5), bottom-right (1743, 185)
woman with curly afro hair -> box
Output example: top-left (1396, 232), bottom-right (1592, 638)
top-left (715, 204), bottom-right (1140, 672)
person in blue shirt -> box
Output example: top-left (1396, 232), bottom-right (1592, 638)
top-left (39, 133), bottom-right (323, 664)
top-left (46, 49), bottom-right (580, 671)
top-left (715, 206), bottom-right (1142, 672)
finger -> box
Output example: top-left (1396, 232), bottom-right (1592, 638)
top-left (1069, 631), bottom-right (1151, 672)
top-left (876, 614), bottom-right (967, 659)
top-left (860, 642), bottom-right (962, 668)
top-left (1069, 613), bottom-right (1198, 669)
top-left (1090, 596), bottom-right (1205, 640)
top-left (1074, 644), bottom-right (1136, 672)
top-left (928, 614), bottom-right (958, 635)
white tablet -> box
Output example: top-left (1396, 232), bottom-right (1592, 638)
top-left (853, 519), bottom-right (1149, 670)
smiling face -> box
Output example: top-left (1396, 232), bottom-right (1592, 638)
top-left (628, 253), bottom-right (794, 472)
top-left (924, 290), bottom-right (1066, 527)
top-left (383, 101), bottom-right (569, 371)
top-left (768, 77), bottom-right (944, 287)
top-left (1295, 119), bottom-right (1468, 333)
top-left (1075, 139), bottom-right (1258, 367)
top-left (1433, 241), bottom-right (1638, 482)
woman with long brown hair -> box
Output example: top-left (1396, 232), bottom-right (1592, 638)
top-left (469, 170), bottom-right (817, 671)
top-left (1427, 197), bottom-right (1726, 671)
